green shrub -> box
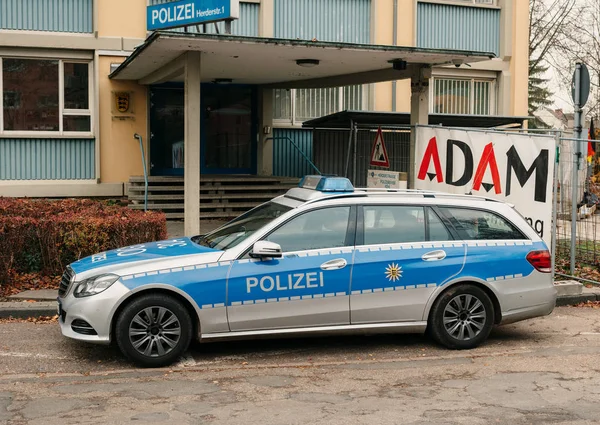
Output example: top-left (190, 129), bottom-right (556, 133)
top-left (0, 198), bottom-right (167, 287)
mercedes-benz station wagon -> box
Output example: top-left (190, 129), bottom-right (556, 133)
top-left (57, 175), bottom-right (556, 367)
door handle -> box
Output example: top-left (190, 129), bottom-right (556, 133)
top-left (421, 250), bottom-right (447, 262)
top-left (320, 258), bottom-right (347, 270)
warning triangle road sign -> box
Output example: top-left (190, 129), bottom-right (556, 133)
top-left (370, 127), bottom-right (390, 168)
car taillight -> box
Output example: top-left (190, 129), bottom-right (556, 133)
top-left (526, 250), bottom-right (551, 273)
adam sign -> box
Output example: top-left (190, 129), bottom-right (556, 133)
top-left (415, 127), bottom-right (555, 247)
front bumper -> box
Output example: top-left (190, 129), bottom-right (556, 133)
top-left (58, 280), bottom-right (130, 345)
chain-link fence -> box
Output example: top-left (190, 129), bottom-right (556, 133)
top-left (554, 133), bottom-right (600, 283)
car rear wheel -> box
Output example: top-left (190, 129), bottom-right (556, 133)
top-left (428, 284), bottom-right (494, 350)
top-left (115, 293), bottom-right (192, 367)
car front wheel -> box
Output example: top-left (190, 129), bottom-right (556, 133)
top-left (428, 284), bottom-right (494, 350)
top-left (115, 293), bottom-right (192, 367)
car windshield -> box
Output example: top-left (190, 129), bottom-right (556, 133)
top-left (191, 202), bottom-right (293, 250)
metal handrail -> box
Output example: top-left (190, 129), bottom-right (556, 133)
top-left (267, 136), bottom-right (321, 175)
top-left (133, 133), bottom-right (148, 212)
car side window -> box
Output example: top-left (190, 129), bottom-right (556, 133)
top-left (428, 208), bottom-right (453, 241)
top-left (265, 206), bottom-right (351, 252)
top-left (440, 207), bottom-right (526, 240)
top-left (363, 206), bottom-right (426, 245)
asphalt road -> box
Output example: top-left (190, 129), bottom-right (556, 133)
top-left (1, 306), bottom-right (600, 424)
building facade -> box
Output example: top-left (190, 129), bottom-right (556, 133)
top-left (0, 0), bottom-right (529, 197)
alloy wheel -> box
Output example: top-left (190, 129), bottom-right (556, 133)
top-left (128, 306), bottom-right (182, 357)
top-left (443, 294), bottom-right (487, 341)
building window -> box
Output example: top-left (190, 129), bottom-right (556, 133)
top-left (273, 85), bottom-right (368, 125)
top-left (1, 57), bottom-right (92, 135)
top-left (430, 77), bottom-right (495, 115)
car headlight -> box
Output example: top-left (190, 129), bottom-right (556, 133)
top-left (73, 274), bottom-right (120, 298)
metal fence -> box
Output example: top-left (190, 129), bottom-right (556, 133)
top-left (505, 128), bottom-right (600, 284)
top-left (312, 126), bottom-right (410, 187)
top-left (552, 132), bottom-right (600, 284)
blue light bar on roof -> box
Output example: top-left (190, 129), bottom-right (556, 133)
top-left (298, 175), bottom-right (354, 192)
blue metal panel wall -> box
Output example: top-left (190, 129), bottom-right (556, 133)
top-left (0, 139), bottom-right (95, 180)
top-left (417, 2), bottom-right (500, 56)
top-left (0, 0), bottom-right (93, 33)
top-left (274, 0), bottom-right (371, 43)
top-left (272, 129), bottom-right (314, 178)
top-left (148, 1), bottom-right (259, 36)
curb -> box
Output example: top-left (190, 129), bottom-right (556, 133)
top-left (0, 302), bottom-right (58, 319)
top-left (555, 293), bottom-right (599, 307)
top-left (1, 293), bottom-right (599, 319)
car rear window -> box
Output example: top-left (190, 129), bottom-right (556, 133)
top-left (439, 207), bottom-right (526, 240)
top-left (363, 206), bottom-right (426, 244)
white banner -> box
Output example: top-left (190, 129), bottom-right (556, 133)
top-left (414, 126), bottom-right (556, 247)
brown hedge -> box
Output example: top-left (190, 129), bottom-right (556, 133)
top-left (0, 198), bottom-right (167, 287)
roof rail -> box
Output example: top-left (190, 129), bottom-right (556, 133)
top-left (358, 189), bottom-right (500, 202)
top-left (353, 187), bottom-right (437, 194)
top-left (353, 187), bottom-right (499, 199)
top-left (300, 189), bottom-right (502, 205)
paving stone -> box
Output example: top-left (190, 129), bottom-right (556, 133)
top-left (21, 397), bottom-right (90, 419)
top-left (289, 392), bottom-right (352, 404)
top-left (8, 290), bottom-right (57, 301)
top-left (174, 401), bottom-right (215, 416)
top-left (130, 412), bottom-right (171, 422)
top-left (554, 280), bottom-right (583, 296)
top-left (0, 392), bottom-right (13, 421)
top-left (246, 375), bottom-right (296, 388)
top-left (54, 380), bottom-right (219, 399)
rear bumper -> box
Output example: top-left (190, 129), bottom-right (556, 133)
top-left (499, 299), bottom-right (555, 325)
top-left (490, 272), bottom-right (557, 325)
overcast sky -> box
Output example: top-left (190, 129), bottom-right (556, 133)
top-left (539, 0), bottom-right (599, 115)
top-left (547, 67), bottom-right (574, 112)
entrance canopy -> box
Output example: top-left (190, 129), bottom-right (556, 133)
top-left (110, 32), bottom-right (495, 87)
top-left (303, 111), bottom-right (530, 129)
top-left (109, 31), bottom-right (496, 236)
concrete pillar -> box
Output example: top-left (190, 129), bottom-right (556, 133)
top-left (259, 0), bottom-right (274, 37)
top-left (409, 67), bottom-right (431, 188)
top-left (258, 87), bottom-right (274, 176)
top-left (498, 70), bottom-right (512, 116)
top-left (184, 51), bottom-right (201, 236)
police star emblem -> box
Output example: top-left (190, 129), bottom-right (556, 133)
top-left (385, 263), bottom-right (402, 282)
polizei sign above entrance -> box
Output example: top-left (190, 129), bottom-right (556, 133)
top-left (414, 126), bottom-right (556, 247)
top-left (147, 0), bottom-right (239, 31)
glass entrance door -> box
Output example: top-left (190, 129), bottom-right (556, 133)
top-left (149, 84), bottom-right (256, 176)
top-left (149, 85), bottom-right (184, 176)
top-left (202, 84), bottom-right (256, 174)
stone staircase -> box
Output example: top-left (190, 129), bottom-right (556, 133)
top-left (127, 175), bottom-right (299, 219)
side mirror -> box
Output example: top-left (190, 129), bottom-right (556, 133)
top-left (250, 241), bottom-right (283, 259)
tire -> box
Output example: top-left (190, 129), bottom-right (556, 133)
top-left (428, 284), bottom-right (494, 350)
top-left (115, 293), bottom-right (193, 367)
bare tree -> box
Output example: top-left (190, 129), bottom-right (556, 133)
top-left (528, 0), bottom-right (578, 126)
top-left (532, 0), bottom-right (600, 120)
top-left (529, 0), bottom-right (578, 73)
top-left (561, 0), bottom-right (600, 118)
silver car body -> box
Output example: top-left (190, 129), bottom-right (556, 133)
top-left (58, 183), bottom-right (556, 345)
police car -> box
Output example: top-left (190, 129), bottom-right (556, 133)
top-left (57, 176), bottom-right (556, 367)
